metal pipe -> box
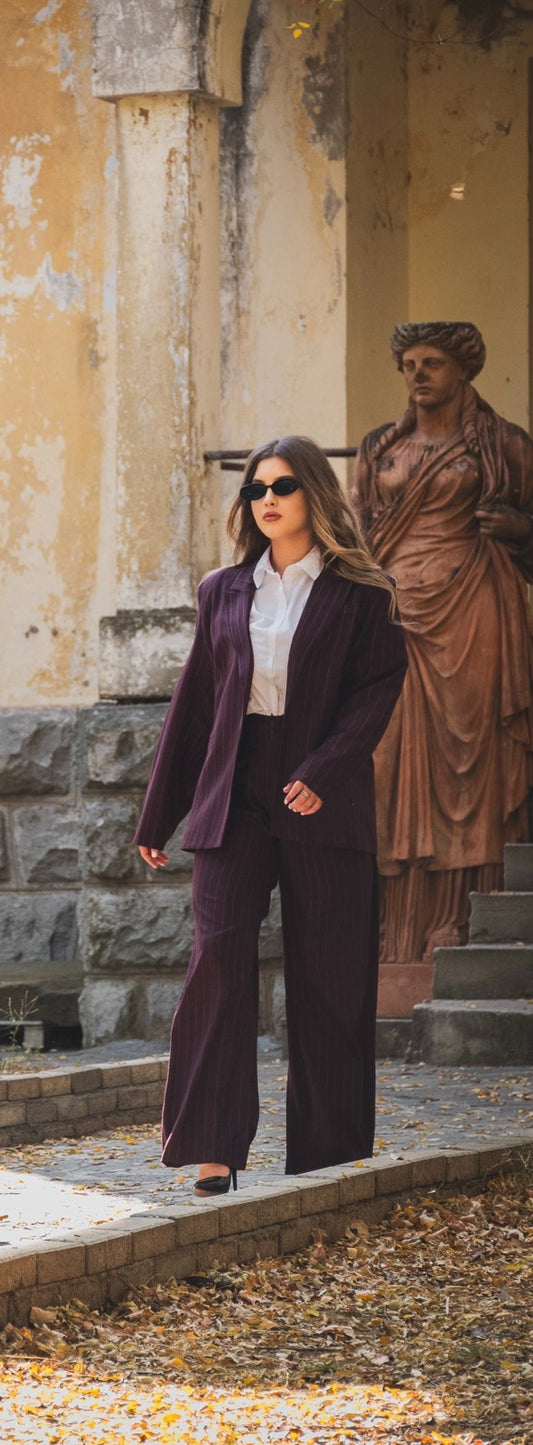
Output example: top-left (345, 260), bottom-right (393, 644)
top-left (204, 447), bottom-right (359, 463)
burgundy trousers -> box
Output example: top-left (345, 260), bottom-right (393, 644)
top-left (161, 715), bottom-right (379, 1175)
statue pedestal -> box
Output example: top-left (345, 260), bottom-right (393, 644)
top-left (377, 962), bottom-right (434, 1019)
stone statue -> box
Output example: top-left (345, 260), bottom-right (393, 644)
top-left (351, 321), bottom-right (533, 970)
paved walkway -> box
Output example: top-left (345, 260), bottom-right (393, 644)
top-left (0, 1037), bottom-right (531, 1252)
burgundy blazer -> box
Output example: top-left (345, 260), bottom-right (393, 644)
top-left (133, 561), bottom-right (407, 853)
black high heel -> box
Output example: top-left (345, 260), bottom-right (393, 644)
top-left (193, 1168), bottom-right (237, 1197)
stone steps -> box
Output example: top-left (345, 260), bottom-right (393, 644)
top-left (433, 944), bottom-right (533, 999)
top-left (411, 843), bottom-right (533, 1065)
top-left (469, 890), bottom-right (533, 942)
top-left (411, 999), bottom-right (533, 1066)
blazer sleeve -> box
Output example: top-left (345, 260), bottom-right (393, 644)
top-left (133, 580), bottom-right (215, 849)
top-left (290, 586), bottom-right (407, 800)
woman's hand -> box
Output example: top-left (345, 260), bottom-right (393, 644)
top-left (283, 780), bottom-right (323, 815)
top-left (138, 847), bottom-right (169, 869)
top-left (476, 506), bottom-right (533, 546)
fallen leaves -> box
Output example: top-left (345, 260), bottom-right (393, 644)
top-left (1, 1170), bottom-right (531, 1442)
top-left (0, 1371), bottom-right (495, 1445)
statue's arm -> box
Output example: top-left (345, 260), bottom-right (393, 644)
top-left (476, 425), bottom-right (533, 577)
top-left (501, 427), bottom-right (533, 575)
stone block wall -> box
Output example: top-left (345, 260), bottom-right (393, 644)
top-left (0, 706), bottom-right (284, 1048)
top-left (0, 710), bottom-right (81, 1029)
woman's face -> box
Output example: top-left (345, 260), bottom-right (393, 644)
top-left (249, 455), bottom-right (313, 546)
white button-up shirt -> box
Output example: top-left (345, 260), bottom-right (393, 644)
top-left (246, 545), bottom-right (324, 716)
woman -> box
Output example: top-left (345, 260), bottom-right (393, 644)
top-left (134, 437), bottom-right (407, 1195)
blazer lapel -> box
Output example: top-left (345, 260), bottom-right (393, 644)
top-left (227, 563), bottom-right (255, 687)
top-left (285, 565), bottom-right (352, 709)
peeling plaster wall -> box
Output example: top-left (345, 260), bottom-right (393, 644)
top-left (113, 92), bottom-right (221, 614)
top-left (346, 1), bottom-right (409, 438)
top-left (91, 0), bottom-right (252, 107)
top-left (346, 0), bottom-right (533, 435)
top-left (219, 0), bottom-right (348, 553)
top-left (4, 0), bottom-right (533, 709)
top-left (408, 3), bottom-right (532, 428)
top-left (0, 0), bottom-right (116, 705)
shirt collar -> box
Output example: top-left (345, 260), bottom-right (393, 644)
top-left (253, 545), bottom-right (323, 588)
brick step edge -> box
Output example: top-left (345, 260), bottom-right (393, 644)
top-left (1, 1136), bottom-right (531, 1329)
top-left (0, 1055), bottom-right (169, 1148)
top-left (0, 1024), bottom-right (413, 1147)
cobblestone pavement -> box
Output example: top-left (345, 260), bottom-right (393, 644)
top-left (0, 1037), bottom-right (531, 1251)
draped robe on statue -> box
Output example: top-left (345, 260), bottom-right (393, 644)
top-left (352, 385), bottom-right (533, 965)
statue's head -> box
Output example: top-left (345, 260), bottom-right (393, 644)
top-left (390, 322), bottom-right (486, 379)
top-left (390, 322), bottom-right (486, 413)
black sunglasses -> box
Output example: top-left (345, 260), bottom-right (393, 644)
top-left (239, 476), bottom-right (303, 501)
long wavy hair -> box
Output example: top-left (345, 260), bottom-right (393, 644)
top-left (227, 435), bottom-right (397, 612)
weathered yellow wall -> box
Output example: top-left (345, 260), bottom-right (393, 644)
top-left (0, 0), bottom-right (116, 705)
top-left (346, 1), bottom-right (409, 438)
top-left (346, 1), bottom-right (533, 438)
top-left (113, 92), bottom-right (221, 614)
top-left (3, 0), bottom-right (533, 707)
top-left (219, 0), bottom-right (348, 553)
top-left (408, 3), bottom-right (531, 428)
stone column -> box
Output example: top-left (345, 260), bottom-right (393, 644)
top-left (90, 0), bottom-right (252, 700)
top-left (99, 91), bottom-right (221, 699)
top-left (74, 2), bottom-right (260, 1049)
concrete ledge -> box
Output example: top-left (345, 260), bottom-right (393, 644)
top-left (411, 998), bottom-right (533, 1065)
top-left (469, 890), bottom-right (533, 943)
top-left (0, 1054), bottom-right (169, 1146)
top-left (433, 944), bottom-right (533, 1000)
top-left (98, 609), bottom-right (196, 702)
top-left (1, 1137), bottom-right (531, 1328)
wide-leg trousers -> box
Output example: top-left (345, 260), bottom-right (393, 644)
top-left (161, 715), bottom-right (379, 1175)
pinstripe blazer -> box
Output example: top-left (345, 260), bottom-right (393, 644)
top-left (133, 561), bottom-right (407, 853)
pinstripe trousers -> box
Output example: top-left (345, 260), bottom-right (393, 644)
top-left (161, 715), bottom-right (379, 1176)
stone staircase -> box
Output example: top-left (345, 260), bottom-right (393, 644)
top-left (410, 844), bottom-right (533, 1065)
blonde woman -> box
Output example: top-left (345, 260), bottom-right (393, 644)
top-left (134, 437), bottom-right (407, 1195)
